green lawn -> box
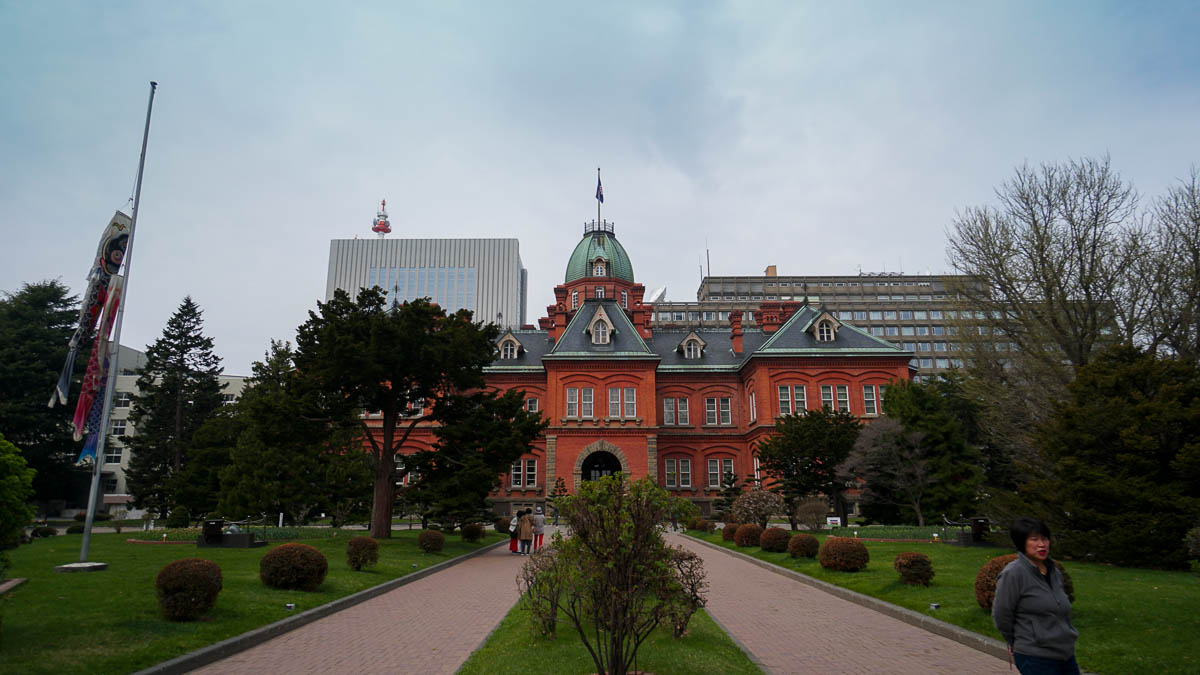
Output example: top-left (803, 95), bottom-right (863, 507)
top-left (687, 531), bottom-right (1200, 675)
top-left (459, 600), bottom-right (761, 674)
top-left (0, 530), bottom-right (500, 675)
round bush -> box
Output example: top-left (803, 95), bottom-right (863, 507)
top-left (759, 527), bottom-right (791, 553)
top-left (260, 543), bottom-right (329, 591)
top-left (788, 533), bottom-right (819, 558)
top-left (818, 537), bottom-right (870, 572)
top-left (494, 517), bottom-right (511, 533)
top-left (166, 509), bottom-right (191, 528)
top-left (31, 526), bottom-right (57, 538)
top-left (346, 536), bottom-right (379, 571)
top-left (722, 522), bottom-right (741, 542)
top-left (974, 554), bottom-right (1075, 609)
top-left (65, 524), bottom-right (85, 534)
top-left (418, 529), bottom-right (445, 553)
top-left (461, 523), bottom-right (485, 542)
top-left (156, 558), bottom-right (222, 621)
top-left (893, 552), bottom-right (935, 586)
top-left (72, 512), bottom-right (86, 521)
top-left (734, 523), bottom-right (764, 548)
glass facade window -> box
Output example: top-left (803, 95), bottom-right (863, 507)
top-left (886, 326), bottom-right (899, 336)
top-left (869, 311), bottom-right (883, 320)
top-left (369, 266), bottom-right (476, 314)
top-left (901, 326), bottom-right (915, 336)
top-left (854, 311), bottom-right (867, 320)
top-left (916, 326), bottom-right (929, 336)
top-left (914, 310), bottom-right (928, 319)
top-left (871, 326), bottom-right (885, 336)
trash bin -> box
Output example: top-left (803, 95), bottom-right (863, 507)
top-left (970, 517), bottom-right (989, 544)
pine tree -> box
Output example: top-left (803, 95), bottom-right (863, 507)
top-left (0, 280), bottom-right (91, 506)
top-left (125, 296), bottom-right (224, 517)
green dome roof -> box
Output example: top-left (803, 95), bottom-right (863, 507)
top-left (565, 226), bottom-right (635, 283)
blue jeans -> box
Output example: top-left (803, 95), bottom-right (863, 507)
top-left (1014, 653), bottom-right (1081, 675)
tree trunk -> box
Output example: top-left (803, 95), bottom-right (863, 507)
top-left (369, 458), bottom-right (395, 538)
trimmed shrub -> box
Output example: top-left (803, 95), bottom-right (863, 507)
top-left (893, 552), bottom-right (934, 586)
top-left (734, 523), bottom-right (763, 548)
top-left (788, 533), bottom-right (819, 558)
top-left (156, 558), bottom-right (222, 621)
top-left (260, 543), bottom-right (328, 591)
top-left (72, 512), bottom-right (86, 521)
top-left (461, 523), bottom-right (485, 542)
top-left (974, 554), bottom-right (1075, 609)
top-left (417, 529), bottom-right (445, 553)
top-left (722, 522), bottom-right (741, 542)
top-left (31, 526), bottom-right (57, 538)
top-left (65, 524), bottom-right (85, 534)
top-left (759, 527), bottom-right (790, 553)
top-left (818, 537), bottom-right (870, 572)
top-left (346, 536), bottom-right (379, 571)
top-left (686, 517), bottom-right (715, 533)
top-left (494, 517), bottom-right (511, 533)
top-left (95, 512), bottom-right (112, 521)
top-left (166, 509), bottom-right (191, 529)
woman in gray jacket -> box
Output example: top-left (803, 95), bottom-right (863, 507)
top-left (992, 517), bottom-right (1080, 675)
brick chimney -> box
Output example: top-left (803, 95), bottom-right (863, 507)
top-left (730, 311), bottom-right (743, 354)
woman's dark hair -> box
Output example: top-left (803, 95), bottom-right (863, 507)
top-left (525, 508), bottom-right (532, 515)
top-left (1010, 517), bottom-right (1052, 551)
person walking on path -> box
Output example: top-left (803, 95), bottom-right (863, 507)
top-left (508, 511), bottom-right (520, 554)
top-left (517, 508), bottom-right (534, 555)
top-left (993, 517), bottom-right (1080, 675)
top-left (532, 506), bottom-right (546, 551)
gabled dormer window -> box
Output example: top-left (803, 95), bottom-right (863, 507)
top-left (685, 340), bottom-right (701, 359)
top-left (587, 305), bottom-right (615, 346)
top-left (593, 322), bottom-right (609, 344)
top-left (497, 334), bottom-right (523, 359)
top-left (593, 261), bottom-right (606, 276)
top-left (817, 321), bottom-right (834, 342)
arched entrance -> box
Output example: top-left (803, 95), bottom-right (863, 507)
top-left (581, 451), bottom-right (621, 482)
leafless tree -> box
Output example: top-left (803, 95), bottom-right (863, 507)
top-left (1137, 167), bottom-right (1200, 359)
top-left (840, 418), bottom-right (932, 526)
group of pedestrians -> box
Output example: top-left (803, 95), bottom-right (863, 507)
top-left (507, 506), bottom-right (547, 555)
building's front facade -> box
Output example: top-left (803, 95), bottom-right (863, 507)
top-left (652, 268), bottom-right (987, 381)
top-left (375, 222), bottom-right (913, 516)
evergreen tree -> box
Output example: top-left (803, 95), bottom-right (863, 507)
top-left (170, 410), bottom-right (242, 520)
top-left (756, 407), bottom-right (862, 529)
top-left (125, 296), bottom-right (224, 517)
top-left (0, 281), bottom-right (90, 507)
top-left (713, 471), bottom-right (740, 522)
top-left (0, 432), bottom-right (36, 549)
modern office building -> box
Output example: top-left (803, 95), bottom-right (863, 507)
top-left (369, 221), bottom-right (912, 516)
top-left (99, 345), bottom-right (246, 516)
top-left (326, 237), bottom-right (528, 329)
top-left (651, 267), bottom-right (987, 380)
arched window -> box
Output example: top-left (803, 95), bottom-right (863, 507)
top-left (817, 321), bottom-right (833, 342)
top-left (501, 342), bottom-right (516, 359)
top-left (571, 290), bottom-right (579, 309)
top-left (593, 261), bottom-right (606, 276)
top-left (595, 286), bottom-right (605, 299)
top-left (593, 322), bottom-right (609, 344)
top-left (684, 340), bottom-right (700, 359)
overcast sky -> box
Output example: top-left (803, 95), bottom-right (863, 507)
top-left (2, 1), bottom-right (1198, 376)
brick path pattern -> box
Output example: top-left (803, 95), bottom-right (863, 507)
top-left (668, 533), bottom-right (1009, 674)
top-left (192, 542), bottom-right (527, 675)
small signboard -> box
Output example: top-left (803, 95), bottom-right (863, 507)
top-left (826, 516), bottom-right (842, 528)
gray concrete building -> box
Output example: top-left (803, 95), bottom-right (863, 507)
top-left (651, 267), bottom-right (989, 380)
top-left (325, 238), bottom-right (528, 329)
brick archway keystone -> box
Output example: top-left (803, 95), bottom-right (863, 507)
top-left (573, 440), bottom-right (630, 492)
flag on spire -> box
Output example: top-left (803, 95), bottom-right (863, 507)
top-left (595, 174), bottom-right (604, 203)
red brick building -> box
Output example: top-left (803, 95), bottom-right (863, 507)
top-left (386, 222), bottom-right (912, 516)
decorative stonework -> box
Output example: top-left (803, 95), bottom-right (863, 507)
top-left (646, 435), bottom-right (658, 481)
top-left (572, 439), bottom-right (630, 493)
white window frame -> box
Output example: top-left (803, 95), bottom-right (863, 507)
top-left (501, 342), bottom-right (516, 359)
top-left (571, 290), bottom-right (579, 309)
top-left (677, 398), bottom-right (689, 425)
top-left (719, 398), bottom-right (731, 425)
top-left (836, 385), bottom-right (849, 412)
top-left (525, 458), bottom-right (537, 487)
top-left (566, 387), bottom-right (579, 418)
top-left (663, 398), bottom-right (675, 425)
top-left (722, 458), bottom-right (734, 480)
top-left (778, 385), bottom-right (791, 416)
top-left (749, 391), bottom-right (756, 422)
top-left (821, 385), bottom-right (834, 411)
top-left (595, 286), bottom-right (605, 298)
top-left (679, 458), bottom-right (692, 488)
top-left (511, 460), bottom-right (523, 487)
top-left (621, 289), bottom-right (628, 308)
top-left (665, 459), bottom-right (677, 488)
top-left (708, 458), bottom-right (720, 487)
top-left (114, 391), bottom-right (131, 408)
top-left (593, 262), bottom-right (605, 276)
top-left (624, 387), bottom-right (636, 417)
top-left (705, 398), bottom-right (717, 425)
top-left (753, 456), bottom-right (761, 483)
top-left (818, 321), bottom-right (833, 341)
top-left (110, 419), bottom-right (127, 437)
top-left (685, 341), bottom-right (700, 359)
top-left (526, 398), bottom-right (539, 413)
top-left (609, 387), bottom-right (621, 418)
top-left (581, 387), bottom-right (594, 418)
top-left (863, 385), bottom-right (877, 416)
top-left (593, 322), bottom-right (609, 344)
top-left (103, 445), bottom-right (122, 465)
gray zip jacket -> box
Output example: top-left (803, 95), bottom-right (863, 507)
top-left (992, 553), bottom-right (1078, 660)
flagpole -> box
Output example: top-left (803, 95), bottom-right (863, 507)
top-left (597, 167), bottom-right (601, 226)
top-left (78, 81), bottom-right (157, 564)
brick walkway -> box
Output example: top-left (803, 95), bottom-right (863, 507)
top-left (192, 541), bottom-right (530, 675)
top-left (668, 534), bottom-right (1009, 674)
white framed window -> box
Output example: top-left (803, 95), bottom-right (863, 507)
top-left (566, 388), bottom-right (578, 417)
top-left (104, 445), bottom-right (122, 464)
top-left (110, 419), bottom-right (126, 437)
top-left (749, 391), bottom-right (756, 422)
top-left (863, 385), bottom-right (878, 416)
top-left (511, 460), bottom-right (523, 487)
top-left (821, 385), bottom-right (834, 410)
top-left (525, 458), bottom-right (537, 487)
top-left (665, 459), bottom-right (677, 487)
top-left (621, 290), bottom-right (628, 308)
top-left (114, 391), bottom-right (131, 408)
top-left (595, 286), bottom-right (605, 299)
top-left (778, 385), bottom-right (791, 416)
top-left (753, 456), bottom-right (761, 483)
top-left (685, 341), bottom-right (700, 359)
top-left (593, 322), bottom-right (609, 344)
top-left (609, 387), bottom-right (621, 418)
top-left (679, 458), bottom-right (692, 488)
top-left (571, 290), bottom-right (579, 309)
top-left (624, 387), bottom-right (636, 417)
top-left (581, 388), bottom-right (593, 418)
top-left (719, 398), bottom-right (731, 425)
top-left (593, 262), bottom-right (606, 276)
top-left (836, 385), bottom-right (849, 412)
top-left (677, 398), bottom-right (689, 424)
top-left (663, 398), bottom-right (675, 425)
top-left (708, 459), bottom-right (720, 487)
top-left (706, 398), bottom-right (717, 425)
top-left (526, 398), bottom-right (539, 413)
top-left (501, 342), bottom-right (517, 359)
